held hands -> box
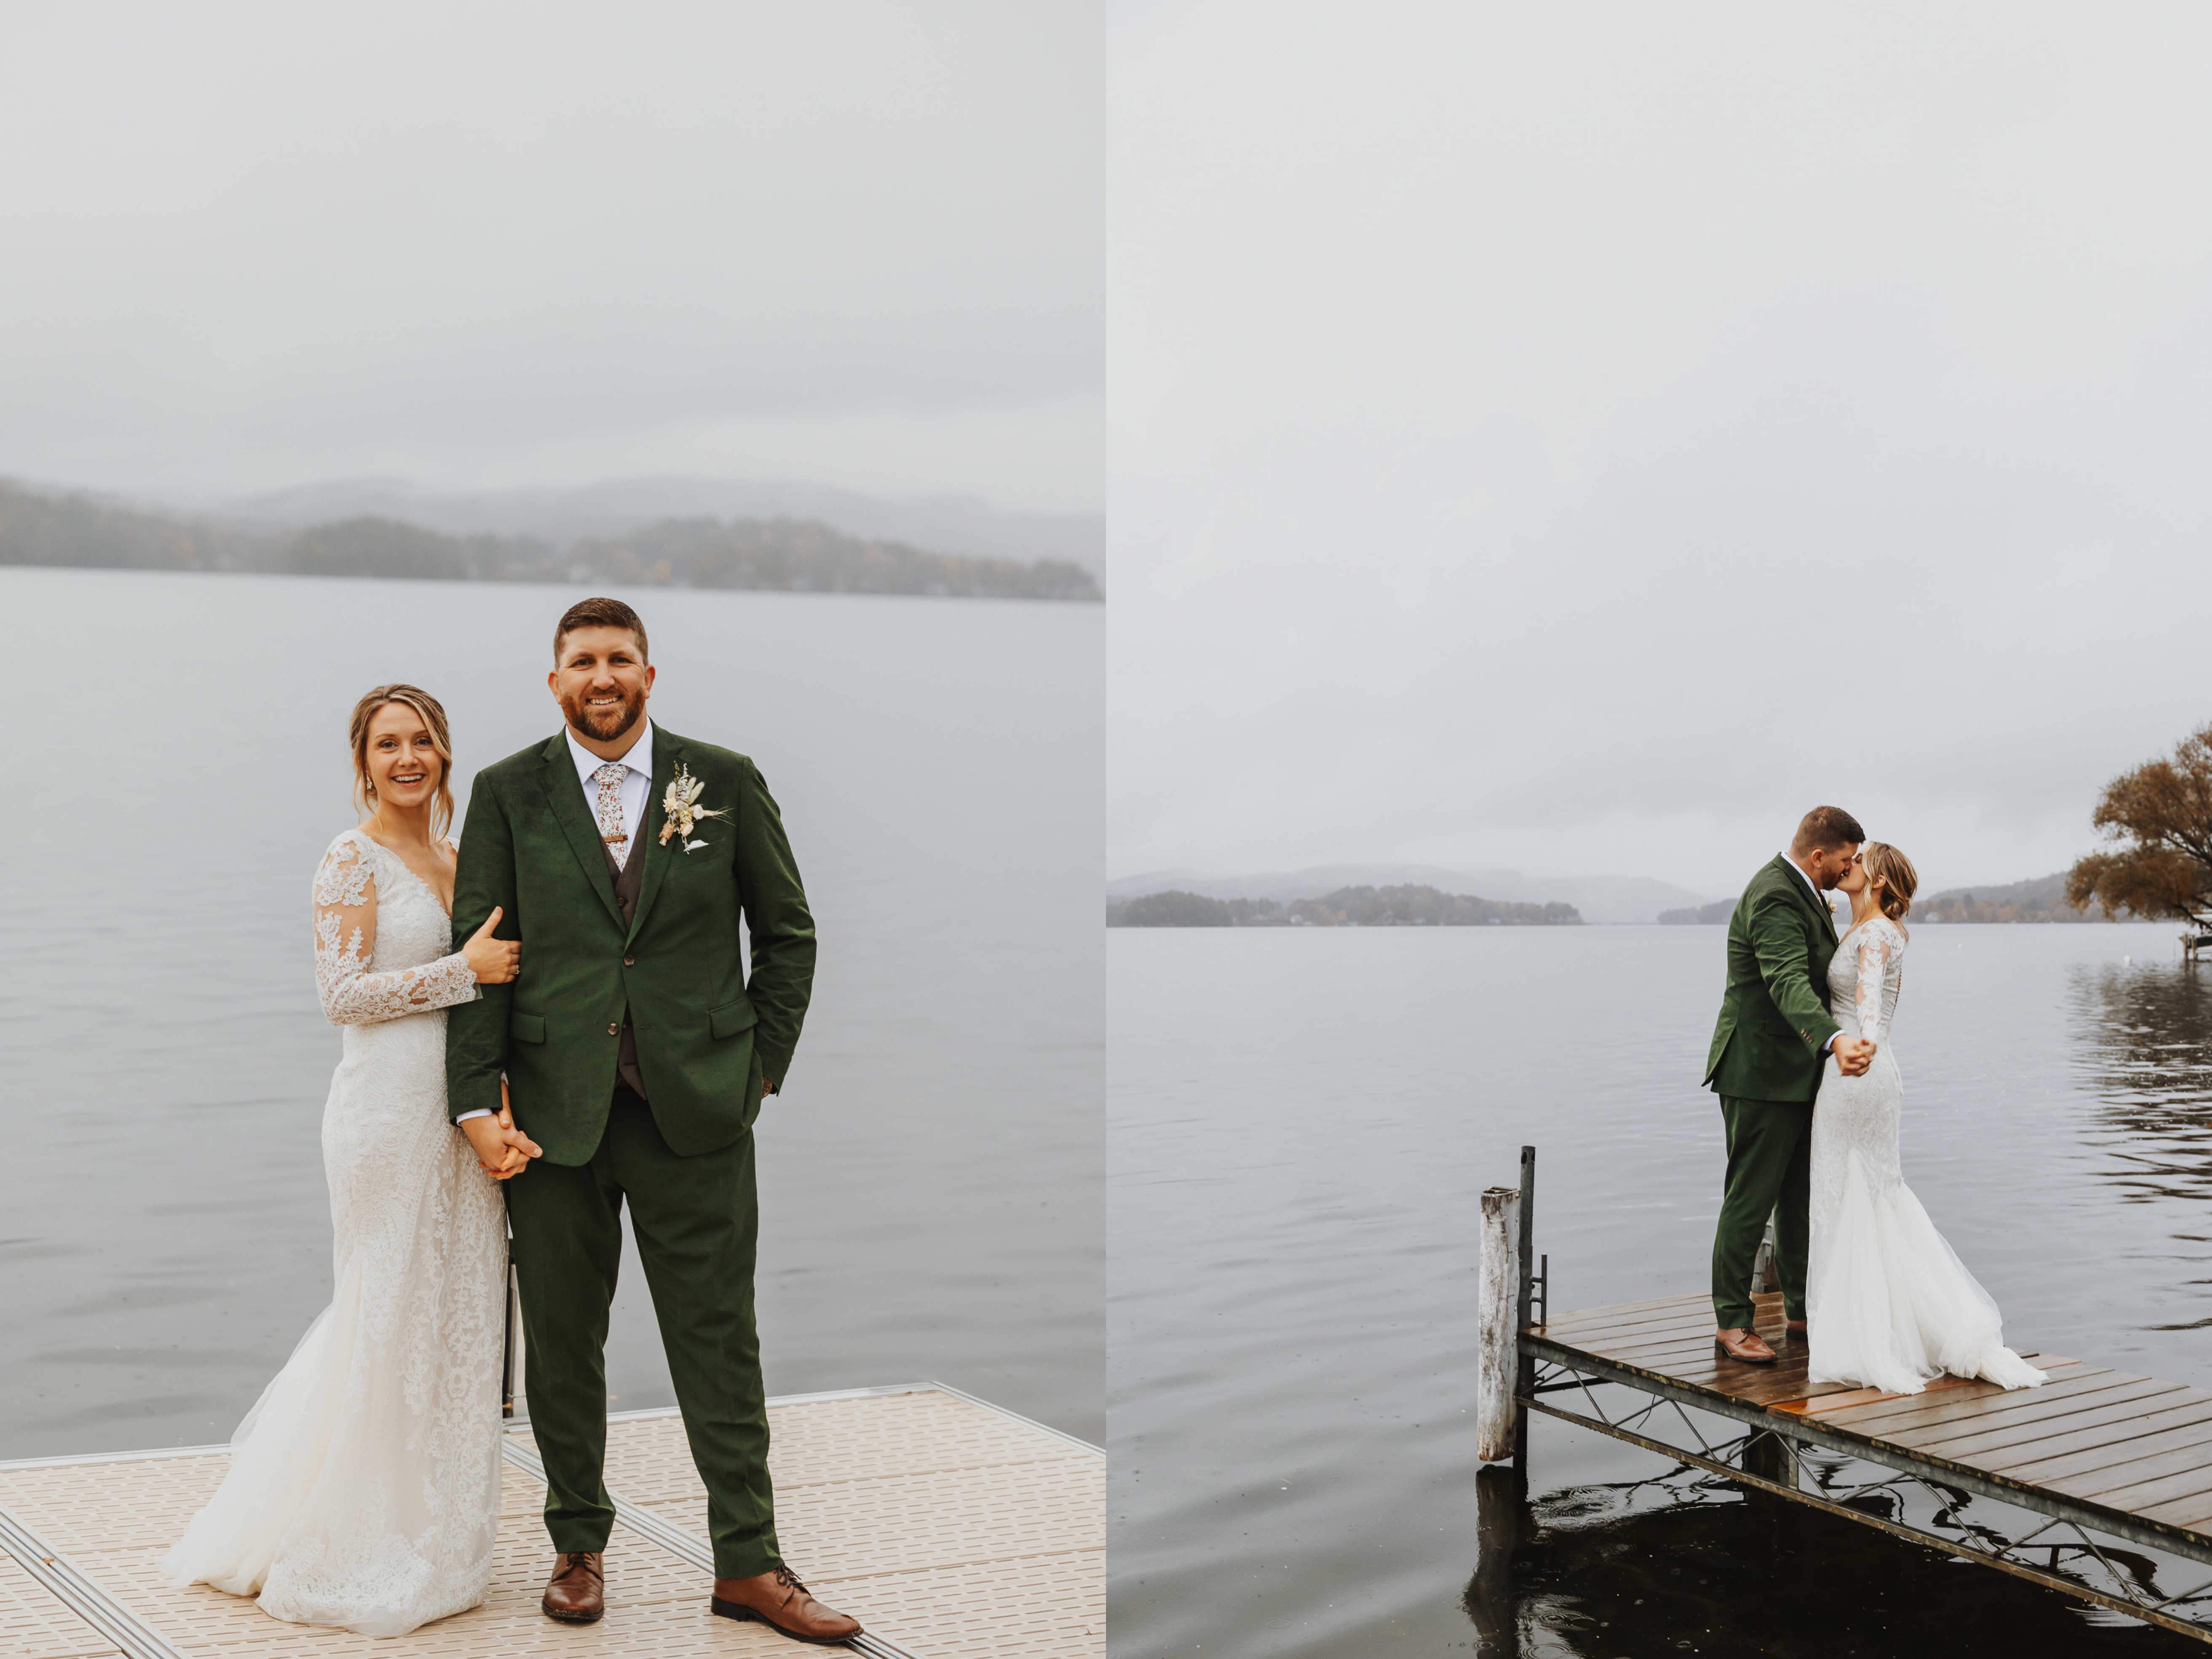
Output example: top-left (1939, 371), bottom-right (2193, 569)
top-left (462, 906), bottom-right (520, 985)
top-left (1833, 1036), bottom-right (1876, 1077)
top-left (456, 914), bottom-right (524, 1177)
top-left (462, 1076), bottom-right (543, 1180)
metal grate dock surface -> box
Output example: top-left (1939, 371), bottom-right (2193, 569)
top-left (0, 1384), bottom-right (1102, 1659)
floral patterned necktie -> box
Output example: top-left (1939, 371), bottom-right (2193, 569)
top-left (592, 762), bottom-right (628, 847)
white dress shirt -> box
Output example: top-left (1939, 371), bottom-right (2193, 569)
top-left (1779, 851), bottom-right (1840, 1054)
top-left (567, 720), bottom-right (655, 864)
top-left (459, 721), bottom-right (656, 1127)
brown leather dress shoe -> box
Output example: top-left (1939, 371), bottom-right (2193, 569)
top-left (711, 1565), bottom-right (862, 1645)
top-left (1785, 1318), bottom-right (1809, 1341)
top-left (542, 1551), bottom-right (605, 1624)
top-left (1714, 1327), bottom-right (1778, 1364)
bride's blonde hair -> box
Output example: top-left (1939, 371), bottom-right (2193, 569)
top-left (1861, 841), bottom-right (1917, 933)
top-left (349, 683), bottom-right (456, 839)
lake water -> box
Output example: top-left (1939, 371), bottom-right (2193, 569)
top-left (0, 566), bottom-right (1102, 1458)
top-left (1109, 923), bottom-right (2212, 1656)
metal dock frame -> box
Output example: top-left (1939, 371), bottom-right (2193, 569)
top-left (1503, 1145), bottom-right (2212, 1645)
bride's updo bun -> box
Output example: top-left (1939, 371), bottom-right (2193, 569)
top-left (349, 683), bottom-right (457, 838)
top-left (1862, 842), bottom-right (1917, 931)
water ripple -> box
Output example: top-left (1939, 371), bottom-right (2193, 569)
top-left (1112, 924), bottom-right (2212, 1656)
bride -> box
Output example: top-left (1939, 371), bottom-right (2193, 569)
top-left (163, 685), bottom-right (533, 1636)
top-left (1806, 841), bottom-right (2045, 1397)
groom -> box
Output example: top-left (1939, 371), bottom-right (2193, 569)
top-left (1703, 806), bottom-right (1875, 1365)
top-left (447, 597), bottom-right (860, 1641)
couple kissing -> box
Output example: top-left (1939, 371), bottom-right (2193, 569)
top-left (1706, 805), bottom-right (2046, 1397)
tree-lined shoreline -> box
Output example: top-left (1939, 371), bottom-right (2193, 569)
top-left (1117, 722), bottom-right (2212, 935)
top-left (0, 479), bottom-right (1101, 603)
top-left (1661, 872), bottom-right (2146, 926)
top-left (1107, 883), bottom-right (1581, 928)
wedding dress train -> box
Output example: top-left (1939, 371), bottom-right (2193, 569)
top-left (1806, 914), bottom-right (2045, 1397)
top-left (161, 829), bottom-right (506, 1637)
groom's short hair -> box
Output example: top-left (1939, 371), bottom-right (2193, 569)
top-left (1792, 805), bottom-right (1865, 853)
top-left (554, 597), bottom-right (648, 662)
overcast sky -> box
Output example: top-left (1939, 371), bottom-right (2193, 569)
top-left (0, 1), bottom-right (1100, 509)
top-left (1109, 2), bottom-right (2212, 897)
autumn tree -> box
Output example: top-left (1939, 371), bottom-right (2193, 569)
top-left (2067, 724), bottom-right (2212, 920)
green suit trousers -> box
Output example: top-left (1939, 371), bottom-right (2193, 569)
top-left (505, 1086), bottom-right (779, 1579)
top-left (1710, 1094), bottom-right (1813, 1330)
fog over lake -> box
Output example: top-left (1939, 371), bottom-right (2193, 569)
top-left (0, 2), bottom-right (1101, 509)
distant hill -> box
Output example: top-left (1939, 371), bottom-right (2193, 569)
top-left (1107, 883), bottom-right (1581, 928)
top-left (1104, 864), bottom-right (1705, 925)
top-left (0, 479), bottom-right (1098, 602)
top-left (210, 476), bottom-right (1106, 584)
top-left (564, 517), bottom-right (1095, 598)
top-left (1663, 870), bottom-right (2150, 925)
top-left (1105, 891), bottom-right (1286, 927)
top-left (1660, 899), bottom-right (1738, 924)
top-left (0, 478), bottom-right (272, 572)
top-left (1917, 871), bottom-right (2141, 924)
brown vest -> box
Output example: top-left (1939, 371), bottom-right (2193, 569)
top-left (603, 826), bottom-right (650, 1101)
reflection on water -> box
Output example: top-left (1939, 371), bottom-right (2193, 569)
top-left (1449, 952), bottom-right (2212, 1658)
top-left (1465, 1463), bottom-right (2183, 1657)
top-left (2070, 962), bottom-right (2212, 1212)
top-left (1111, 926), bottom-right (2212, 1658)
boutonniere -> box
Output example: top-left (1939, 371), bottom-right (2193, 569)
top-left (657, 763), bottom-right (729, 854)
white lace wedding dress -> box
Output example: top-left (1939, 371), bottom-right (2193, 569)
top-left (1806, 914), bottom-right (2045, 1397)
top-left (162, 829), bottom-right (506, 1637)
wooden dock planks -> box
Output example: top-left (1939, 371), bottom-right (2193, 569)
top-left (1529, 1290), bottom-right (2212, 1558)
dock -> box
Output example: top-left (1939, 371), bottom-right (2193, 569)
top-left (0, 1383), bottom-right (1103, 1659)
top-left (1480, 1147), bottom-right (2212, 1643)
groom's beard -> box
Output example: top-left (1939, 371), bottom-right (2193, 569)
top-left (563, 687), bottom-right (645, 744)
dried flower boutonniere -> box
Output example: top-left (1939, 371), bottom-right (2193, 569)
top-left (656, 763), bottom-right (729, 854)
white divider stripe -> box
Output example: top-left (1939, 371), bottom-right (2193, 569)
top-left (0, 1502), bottom-right (190, 1659)
top-left (0, 1442), bottom-right (230, 1472)
top-left (0, 1379), bottom-right (1082, 1472)
top-left (926, 1380), bottom-right (1104, 1458)
top-left (763, 1383), bottom-right (940, 1408)
top-left (516, 1378), bottom-right (1102, 1453)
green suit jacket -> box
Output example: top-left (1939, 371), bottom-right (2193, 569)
top-left (1702, 854), bottom-right (1840, 1104)
top-left (445, 723), bottom-right (816, 1164)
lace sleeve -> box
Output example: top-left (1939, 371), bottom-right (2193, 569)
top-left (313, 838), bottom-right (478, 1025)
top-left (1853, 924), bottom-right (1896, 1048)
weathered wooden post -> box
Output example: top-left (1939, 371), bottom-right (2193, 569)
top-left (1513, 1145), bottom-right (1537, 1465)
top-left (1478, 1145), bottom-right (1539, 1464)
top-left (1476, 1181), bottom-right (1521, 1462)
